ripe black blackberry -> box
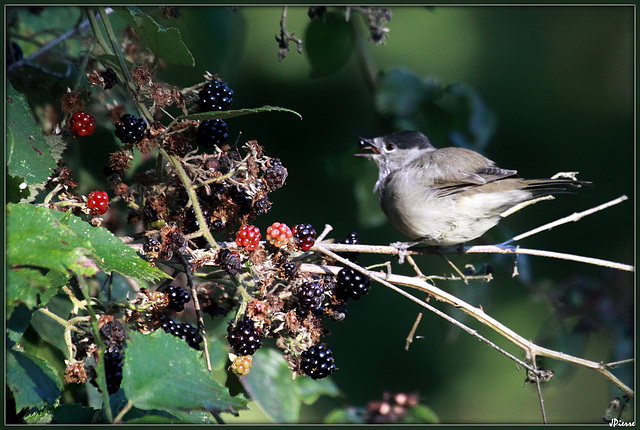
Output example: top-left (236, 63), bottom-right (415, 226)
top-left (297, 281), bottom-right (325, 315)
top-left (227, 317), bottom-right (262, 356)
top-left (197, 119), bottom-right (228, 148)
top-left (103, 347), bottom-right (125, 394)
top-left (99, 68), bottom-right (118, 90)
top-left (292, 223), bottom-right (316, 251)
top-left (217, 248), bottom-right (242, 276)
top-left (160, 316), bottom-right (203, 350)
top-left (230, 186), bottom-right (253, 211)
top-left (166, 285), bottom-right (191, 312)
top-left (336, 267), bottom-right (371, 300)
top-left (198, 80), bottom-right (233, 111)
top-left (182, 207), bottom-right (199, 233)
top-left (281, 260), bottom-right (298, 280)
top-left (253, 197), bottom-right (272, 216)
top-left (114, 114), bottom-right (147, 144)
top-left (300, 343), bottom-right (335, 380)
top-left (143, 237), bottom-right (161, 254)
top-left (264, 158), bottom-right (288, 191)
top-left (338, 232), bottom-right (360, 262)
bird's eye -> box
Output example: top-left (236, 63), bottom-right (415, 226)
top-left (385, 143), bottom-right (396, 152)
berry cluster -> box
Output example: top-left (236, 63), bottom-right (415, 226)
top-left (166, 285), bottom-right (191, 312)
top-left (143, 237), bottom-right (161, 254)
top-left (227, 317), bottom-right (263, 356)
top-left (336, 267), bottom-right (371, 300)
top-left (236, 225), bottom-right (261, 250)
top-left (197, 119), bottom-right (228, 148)
top-left (114, 114), bottom-right (147, 144)
top-left (99, 317), bottom-right (127, 394)
top-left (300, 344), bottom-right (335, 380)
top-left (198, 80), bottom-right (233, 111)
top-left (338, 232), bottom-right (360, 262)
top-left (266, 222), bottom-right (292, 248)
top-left (217, 249), bottom-right (242, 276)
top-left (69, 111), bottom-right (96, 137)
top-left (292, 223), bottom-right (316, 251)
top-left (87, 191), bottom-right (109, 216)
top-left (103, 348), bottom-right (125, 394)
top-left (160, 316), bottom-right (203, 350)
top-left (264, 158), bottom-right (288, 191)
top-left (297, 281), bottom-right (325, 315)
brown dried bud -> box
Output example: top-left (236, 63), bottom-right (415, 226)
top-left (130, 65), bottom-right (152, 87)
top-left (150, 83), bottom-right (172, 107)
top-left (61, 90), bottom-right (85, 114)
top-left (109, 150), bottom-right (133, 174)
top-left (64, 362), bottom-right (88, 384)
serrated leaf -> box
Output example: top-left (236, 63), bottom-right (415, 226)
top-left (50, 403), bottom-right (100, 424)
top-left (305, 12), bottom-right (356, 78)
top-left (122, 330), bottom-right (247, 413)
top-left (7, 348), bottom-right (62, 412)
top-left (7, 268), bottom-right (55, 310)
top-left (7, 203), bottom-right (168, 282)
top-left (116, 7), bottom-right (194, 66)
top-left (7, 305), bottom-right (33, 348)
top-left (6, 81), bottom-right (57, 186)
top-left (173, 105), bottom-right (303, 124)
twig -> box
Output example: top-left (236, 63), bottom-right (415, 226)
top-left (275, 6), bottom-right (303, 61)
top-left (300, 254), bottom-right (635, 398)
top-left (504, 195), bottom-right (629, 244)
top-left (179, 254), bottom-right (212, 372)
top-left (405, 312), bottom-right (423, 351)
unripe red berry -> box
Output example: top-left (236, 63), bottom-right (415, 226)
top-left (69, 111), bottom-right (96, 137)
top-left (87, 191), bottom-right (109, 216)
top-left (235, 225), bottom-right (261, 250)
top-left (266, 222), bottom-right (292, 248)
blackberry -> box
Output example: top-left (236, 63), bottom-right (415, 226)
top-left (160, 316), bottom-right (203, 350)
top-left (100, 320), bottom-right (127, 350)
top-left (114, 114), bottom-right (147, 144)
top-left (182, 207), bottom-right (199, 233)
top-left (227, 317), bottom-right (262, 356)
top-left (103, 347), bottom-right (125, 394)
top-left (210, 219), bottom-right (226, 231)
top-left (336, 267), bottom-right (371, 300)
top-left (197, 119), bottom-right (228, 148)
top-left (230, 186), bottom-right (253, 211)
top-left (198, 80), bottom-right (234, 111)
top-left (338, 232), bottom-right (360, 262)
top-left (281, 260), bottom-right (298, 280)
top-left (292, 223), bottom-right (316, 251)
top-left (297, 281), bottom-right (325, 314)
top-left (143, 237), bottom-right (161, 254)
top-left (253, 197), bottom-right (272, 216)
top-left (264, 159), bottom-right (288, 191)
top-left (166, 285), bottom-right (191, 312)
top-left (99, 68), bottom-right (118, 90)
top-left (217, 249), bottom-right (242, 276)
top-left (300, 344), bottom-right (335, 380)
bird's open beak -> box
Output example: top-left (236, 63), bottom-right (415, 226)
top-left (356, 137), bottom-right (379, 157)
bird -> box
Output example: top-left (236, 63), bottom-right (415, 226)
top-left (357, 130), bottom-right (589, 248)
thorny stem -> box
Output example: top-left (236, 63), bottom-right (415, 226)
top-left (76, 275), bottom-right (113, 423)
top-left (157, 146), bottom-right (218, 249)
top-left (179, 254), bottom-right (212, 372)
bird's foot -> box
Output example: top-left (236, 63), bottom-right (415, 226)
top-left (493, 240), bottom-right (518, 252)
top-left (391, 240), bottom-right (422, 264)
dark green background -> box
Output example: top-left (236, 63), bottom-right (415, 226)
top-left (8, 6), bottom-right (634, 424)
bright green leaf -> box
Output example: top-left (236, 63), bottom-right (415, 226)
top-left (6, 203), bottom-right (168, 282)
top-left (305, 12), bottom-right (356, 78)
top-left (7, 348), bottom-right (62, 412)
top-left (116, 7), bottom-right (195, 66)
top-left (7, 268), bottom-right (54, 311)
top-left (122, 330), bottom-right (247, 413)
top-left (6, 81), bottom-right (57, 187)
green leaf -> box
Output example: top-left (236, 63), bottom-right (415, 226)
top-left (375, 68), bottom-right (444, 118)
top-left (7, 305), bottom-right (33, 348)
top-left (173, 105), bottom-right (303, 124)
top-left (50, 403), bottom-right (100, 424)
top-left (444, 83), bottom-right (497, 151)
top-left (115, 7), bottom-right (195, 66)
top-left (400, 404), bottom-right (440, 424)
top-left (7, 268), bottom-right (55, 311)
top-left (240, 347), bottom-right (339, 423)
top-left (305, 12), bottom-right (356, 78)
top-left (6, 203), bottom-right (168, 283)
top-left (241, 348), bottom-right (299, 423)
top-left (122, 330), bottom-right (247, 413)
top-left (7, 348), bottom-right (62, 412)
top-left (324, 407), bottom-right (364, 424)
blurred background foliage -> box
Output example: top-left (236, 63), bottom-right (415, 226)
top-left (7, 5), bottom-right (634, 423)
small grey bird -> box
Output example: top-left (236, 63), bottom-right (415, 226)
top-left (357, 130), bottom-right (589, 247)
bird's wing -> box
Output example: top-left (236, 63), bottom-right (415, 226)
top-left (412, 147), bottom-right (518, 196)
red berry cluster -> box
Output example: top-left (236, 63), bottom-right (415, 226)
top-left (69, 111), bottom-right (96, 137)
top-left (292, 224), bottom-right (317, 251)
top-left (266, 222), bottom-right (293, 248)
top-left (235, 225), bottom-right (261, 250)
top-left (87, 191), bottom-right (109, 215)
